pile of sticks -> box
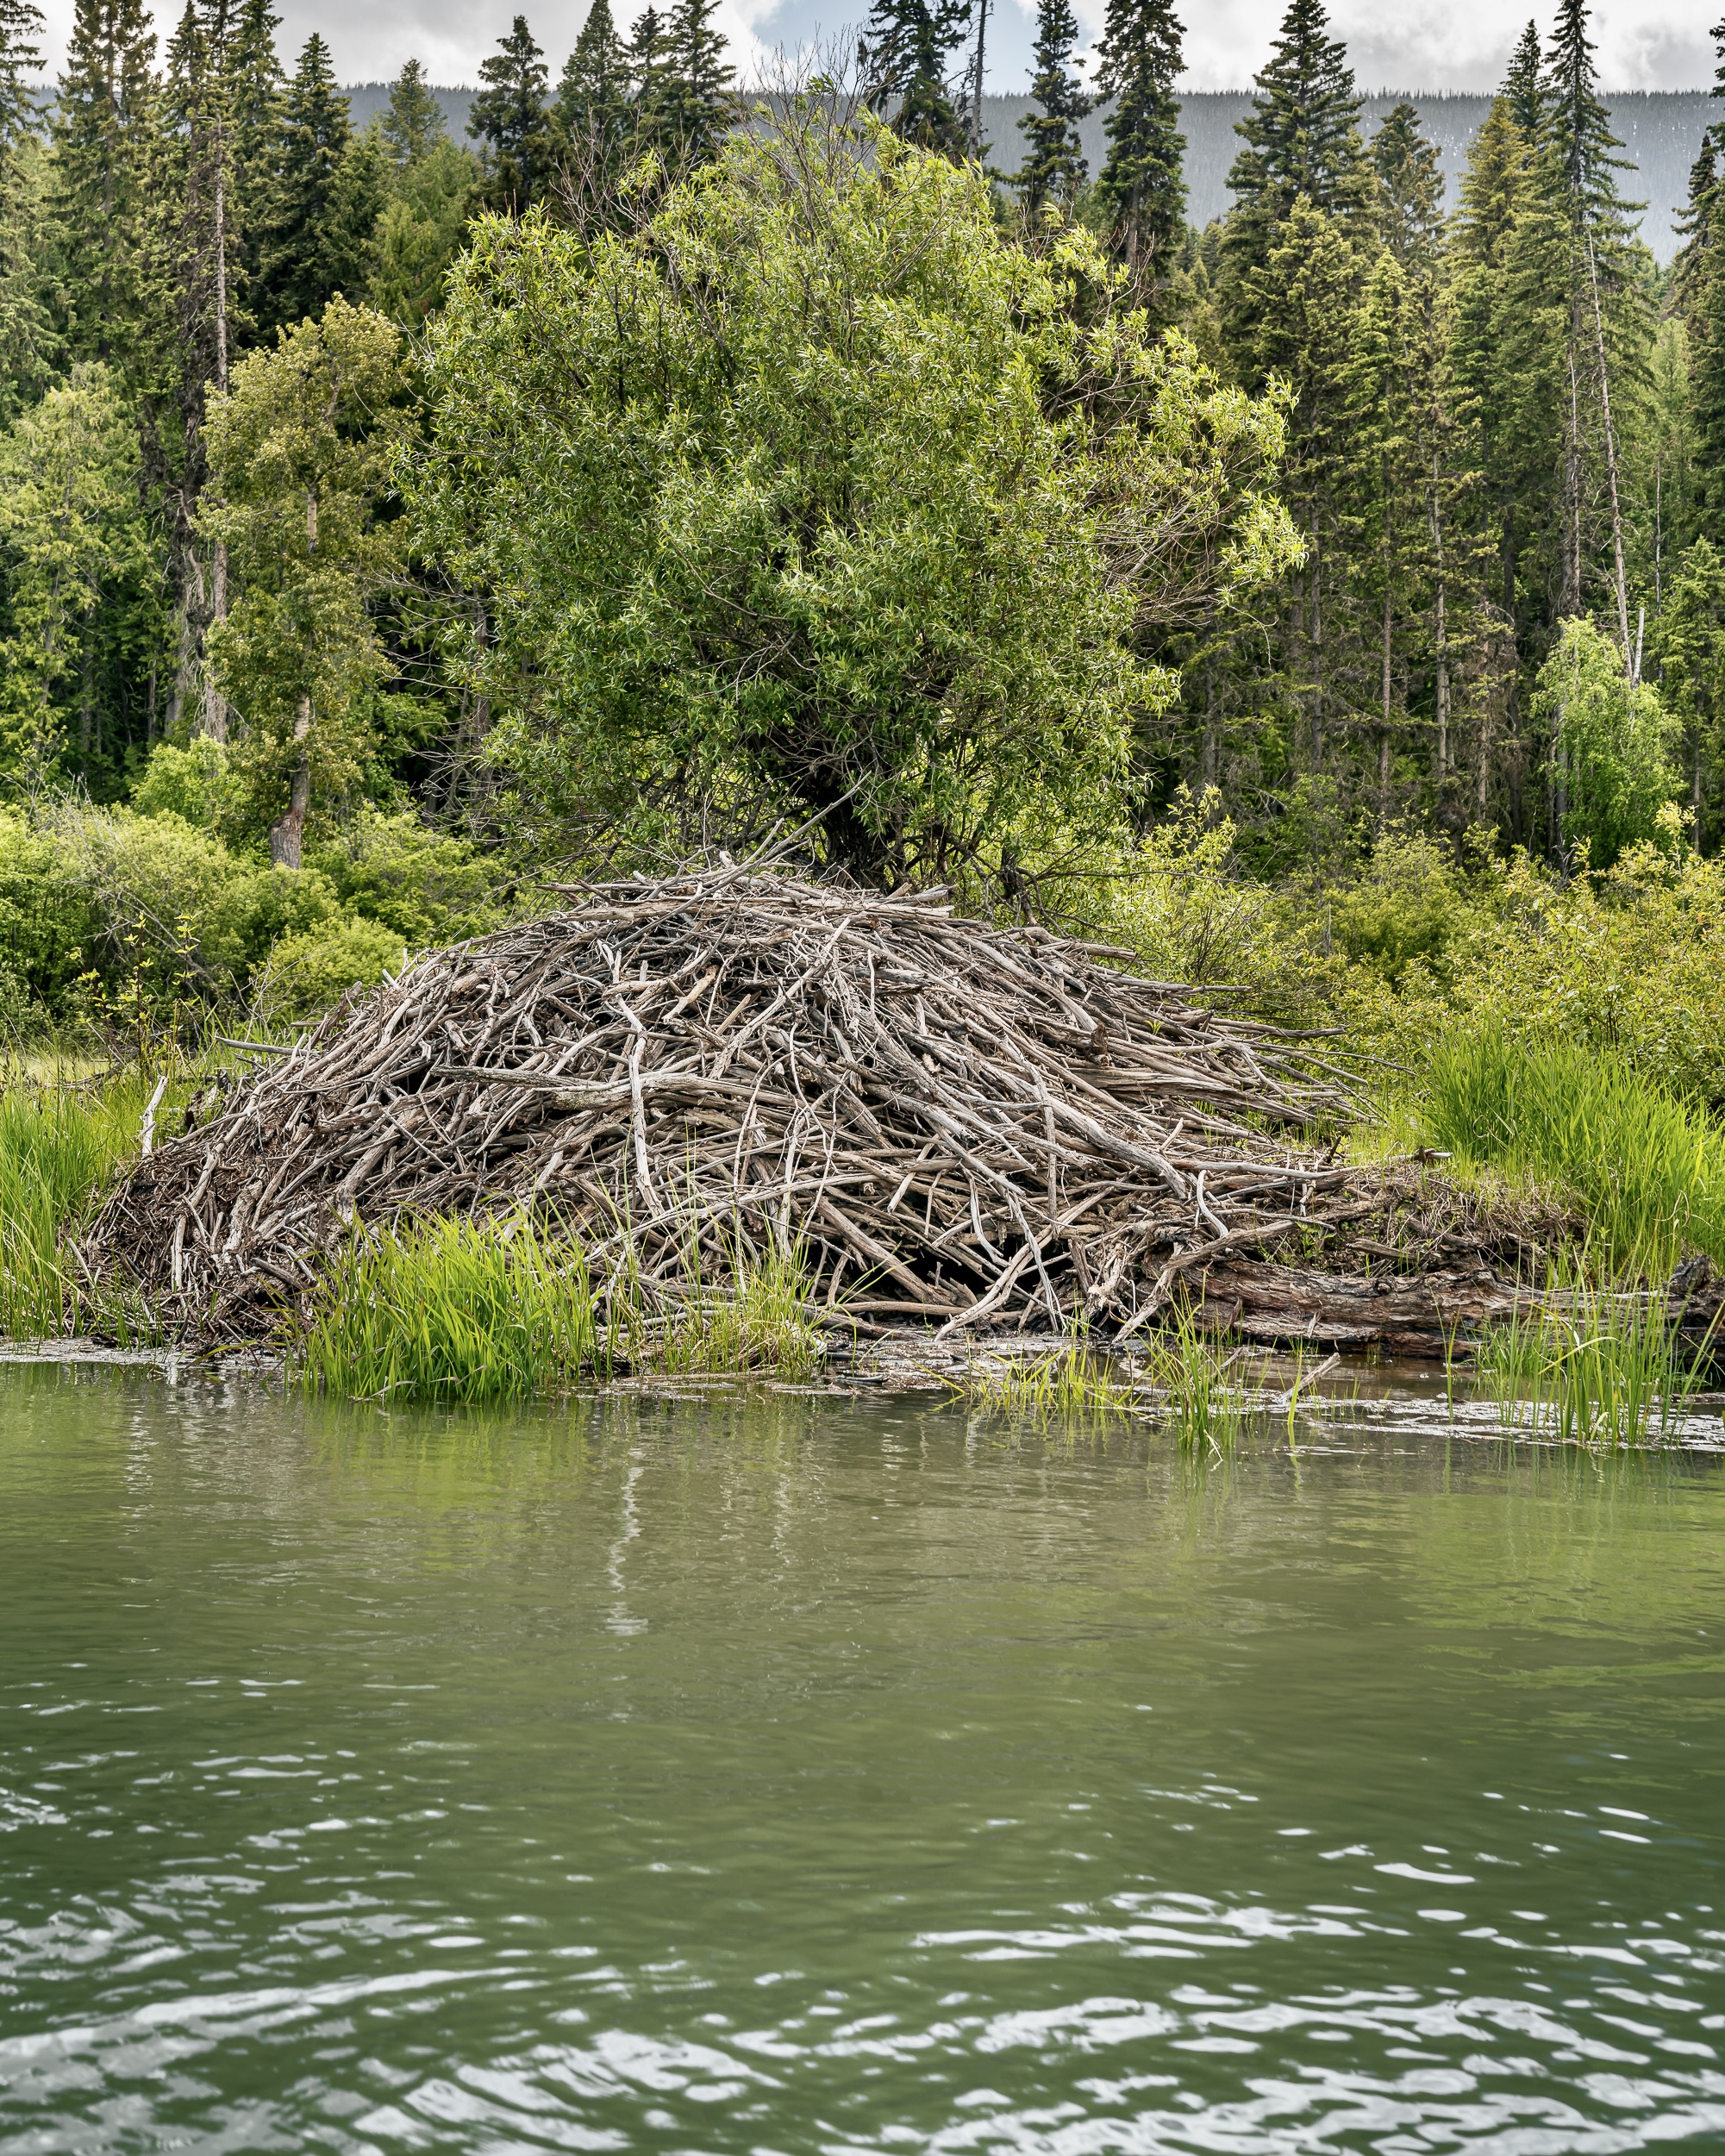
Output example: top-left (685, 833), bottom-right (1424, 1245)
top-left (82, 870), bottom-right (1370, 1343)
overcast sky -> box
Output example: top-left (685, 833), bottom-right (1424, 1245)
top-left (27, 0), bottom-right (1718, 101)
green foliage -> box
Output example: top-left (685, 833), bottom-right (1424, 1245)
top-left (299, 1210), bottom-right (597, 1400)
top-left (0, 809), bottom-right (92, 1022)
top-left (253, 912), bottom-right (406, 1017)
top-left (203, 297), bottom-right (405, 862)
top-left (1534, 616), bottom-right (1679, 869)
top-left (408, 114), bottom-right (1299, 884)
top-left (1416, 1025), bottom-right (1725, 1276)
top-left (366, 137), bottom-right (475, 326)
top-left (0, 363), bottom-right (154, 785)
top-left (130, 735), bottom-right (241, 828)
top-left (304, 806), bottom-right (502, 944)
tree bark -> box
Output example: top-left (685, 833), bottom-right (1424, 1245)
top-left (270, 697), bottom-right (313, 869)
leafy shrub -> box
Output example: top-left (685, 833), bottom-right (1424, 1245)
top-left (306, 807), bottom-right (502, 946)
top-left (130, 737), bottom-right (241, 830)
top-left (254, 915), bottom-right (409, 1017)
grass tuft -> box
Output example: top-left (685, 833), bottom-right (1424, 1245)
top-left (944, 1336), bottom-right (1132, 1419)
top-left (659, 1239), bottom-right (828, 1380)
top-left (1137, 1306), bottom-right (1256, 1450)
top-left (1464, 1256), bottom-right (1714, 1447)
top-left (1416, 1027), bottom-right (1725, 1277)
top-left (0, 1068), bottom-right (170, 1340)
top-left (298, 1212), bottom-right (598, 1403)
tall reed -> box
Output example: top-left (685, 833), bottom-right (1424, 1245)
top-left (1466, 1258), bottom-right (1713, 1447)
top-left (0, 1069), bottom-right (165, 1338)
top-left (1417, 1027), bottom-right (1725, 1277)
top-left (1137, 1306), bottom-right (1255, 1450)
top-left (298, 1212), bottom-right (598, 1403)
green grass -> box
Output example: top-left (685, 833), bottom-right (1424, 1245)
top-left (299, 1211), bottom-right (600, 1403)
top-left (1416, 1026), bottom-right (1725, 1277)
top-left (1137, 1307), bottom-right (1256, 1450)
top-left (1464, 1259), bottom-right (1714, 1447)
top-left (0, 1067), bottom-right (169, 1339)
top-left (659, 1239), bottom-right (828, 1381)
top-left (944, 1337), bottom-right (1134, 1420)
top-left (298, 1215), bottom-right (833, 1402)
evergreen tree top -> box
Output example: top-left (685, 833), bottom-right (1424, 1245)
top-left (861, 0), bottom-right (973, 157)
top-left (1226, 0), bottom-right (1372, 225)
top-left (1094, 0), bottom-right (1179, 106)
top-left (1544, 0), bottom-right (1640, 228)
top-left (281, 32), bottom-right (348, 159)
top-left (468, 13), bottom-right (549, 150)
top-left (380, 54), bottom-right (443, 165)
top-left (1371, 100), bottom-right (1442, 263)
top-left (1503, 19), bottom-right (1543, 140)
top-left (557, 0), bottom-right (628, 131)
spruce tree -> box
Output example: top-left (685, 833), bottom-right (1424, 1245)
top-left (553, 0), bottom-right (631, 170)
top-left (224, 0), bottom-right (283, 334)
top-left (380, 55), bottom-right (443, 167)
top-left (467, 14), bottom-right (553, 209)
top-left (0, 0), bottom-right (43, 146)
top-left (861, 0), bottom-right (973, 159)
top-left (1543, 0), bottom-right (1643, 641)
top-left (0, 0), bottom-right (59, 416)
top-left (625, 8), bottom-right (672, 147)
top-left (1503, 20), bottom-right (1544, 140)
top-left (1370, 101), bottom-right (1442, 267)
top-left (657, 0), bottom-right (733, 165)
top-left (253, 34), bottom-right (353, 337)
top-left (52, 0), bottom-right (156, 366)
top-left (1221, 0), bottom-right (1372, 360)
top-left (1091, 0), bottom-right (1184, 272)
top-left (1011, 0), bottom-right (1088, 224)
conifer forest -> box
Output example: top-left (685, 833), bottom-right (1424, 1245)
top-left (3, 0), bottom-right (1725, 1077)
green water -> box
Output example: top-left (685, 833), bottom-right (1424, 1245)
top-left (1, 1365), bottom-right (1723, 2153)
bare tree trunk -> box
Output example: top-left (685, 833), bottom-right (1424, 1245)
top-left (1378, 585), bottom-right (1392, 823)
top-left (1584, 228), bottom-right (1632, 664)
top-left (270, 697), bottom-right (313, 869)
top-left (1563, 296), bottom-right (1584, 618)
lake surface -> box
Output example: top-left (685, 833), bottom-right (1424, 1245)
top-left (1, 1362), bottom-right (1722, 2153)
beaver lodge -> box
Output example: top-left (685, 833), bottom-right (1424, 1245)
top-left (80, 868), bottom-right (1625, 1356)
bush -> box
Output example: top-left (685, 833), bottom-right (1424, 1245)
top-left (130, 737), bottom-right (241, 830)
top-left (254, 915), bottom-right (409, 1018)
top-left (306, 807), bottom-right (502, 946)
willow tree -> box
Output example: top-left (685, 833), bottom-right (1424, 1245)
top-left (403, 107), bottom-right (1301, 884)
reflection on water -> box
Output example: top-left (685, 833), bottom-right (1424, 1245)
top-left (0, 1362), bottom-right (1722, 2152)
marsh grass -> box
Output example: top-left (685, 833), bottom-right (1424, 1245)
top-left (1137, 1307), bottom-right (1258, 1450)
top-left (299, 1211), bottom-right (599, 1403)
top-left (0, 1066), bottom-right (173, 1340)
top-left (945, 1336), bottom-right (1133, 1419)
top-left (1417, 1027), bottom-right (1725, 1276)
top-left (659, 1238), bottom-right (828, 1380)
top-left (1464, 1258), bottom-right (1714, 1447)
top-left (298, 1214), bottom-right (833, 1402)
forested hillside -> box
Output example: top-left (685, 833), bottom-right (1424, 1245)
top-left (3, 0), bottom-right (1725, 1059)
